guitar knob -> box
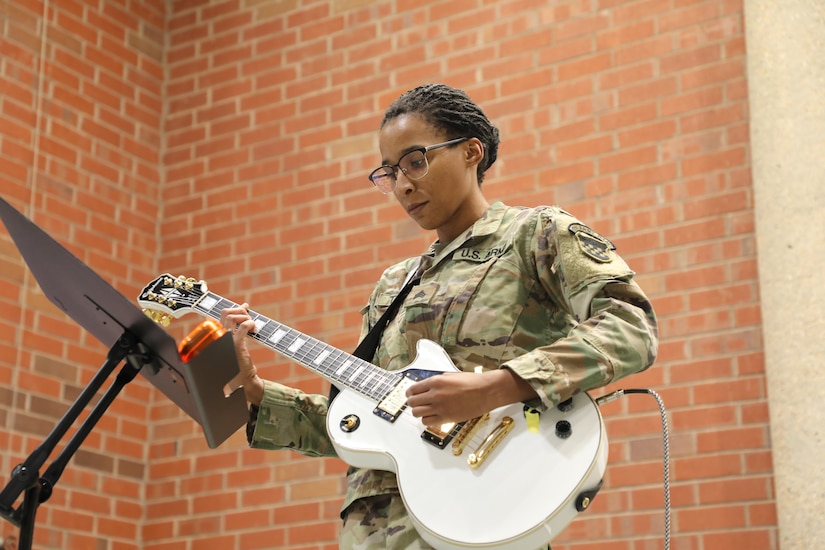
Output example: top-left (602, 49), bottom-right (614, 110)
top-left (340, 414), bottom-right (360, 433)
top-left (556, 398), bottom-right (574, 412)
top-left (555, 420), bottom-right (572, 439)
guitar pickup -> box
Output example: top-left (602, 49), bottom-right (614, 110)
top-left (374, 375), bottom-right (416, 422)
top-left (373, 368), bottom-right (444, 423)
top-left (422, 421), bottom-right (461, 449)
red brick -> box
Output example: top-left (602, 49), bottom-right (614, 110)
top-left (702, 529), bottom-right (776, 549)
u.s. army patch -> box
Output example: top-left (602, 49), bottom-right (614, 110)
top-left (568, 223), bottom-right (615, 263)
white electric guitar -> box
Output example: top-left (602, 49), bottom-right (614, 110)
top-left (139, 274), bottom-right (608, 550)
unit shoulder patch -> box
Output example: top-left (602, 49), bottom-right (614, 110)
top-left (568, 222), bottom-right (616, 263)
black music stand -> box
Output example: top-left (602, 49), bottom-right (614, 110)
top-left (0, 196), bottom-right (249, 549)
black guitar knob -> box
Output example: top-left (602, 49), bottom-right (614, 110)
top-left (557, 398), bottom-right (574, 412)
top-left (555, 420), bottom-right (572, 439)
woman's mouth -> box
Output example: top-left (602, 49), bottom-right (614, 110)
top-left (407, 201), bottom-right (427, 216)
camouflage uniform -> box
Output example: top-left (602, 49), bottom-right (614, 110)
top-left (248, 202), bottom-right (659, 549)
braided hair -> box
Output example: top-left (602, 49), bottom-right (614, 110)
top-left (380, 83), bottom-right (500, 184)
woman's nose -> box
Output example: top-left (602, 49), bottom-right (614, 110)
top-left (395, 172), bottom-right (415, 194)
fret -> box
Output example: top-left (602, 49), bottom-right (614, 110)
top-left (294, 339), bottom-right (322, 364)
top-left (329, 348), bottom-right (347, 368)
top-left (288, 336), bottom-right (307, 354)
top-left (267, 328), bottom-right (287, 345)
top-left (361, 371), bottom-right (378, 390)
top-left (198, 294), bottom-right (219, 311)
top-left (214, 297), bottom-right (234, 313)
top-left (335, 359), bottom-right (354, 377)
top-left (306, 339), bottom-right (327, 360)
top-left (253, 318), bottom-right (266, 334)
top-left (276, 329), bottom-right (299, 351)
top-left (373, 376), bottom-right (395, 397)
top-left (196, 294), bottom-right (232, 320)
top-left (348, 365), bottom-right (366, 383)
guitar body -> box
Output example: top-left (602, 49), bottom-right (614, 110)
top-left (138, 275), bottom-right (609, 550)
top-left (327, 339), bottom-right (608, 550)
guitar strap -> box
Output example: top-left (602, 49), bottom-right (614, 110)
top-left (328, 259), bottom-right (424, 402)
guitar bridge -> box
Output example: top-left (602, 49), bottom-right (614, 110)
top-left (450, 413), bottom-right (489, 456)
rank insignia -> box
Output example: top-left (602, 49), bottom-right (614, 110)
top-left (568, 223), bottom-right (615, 263)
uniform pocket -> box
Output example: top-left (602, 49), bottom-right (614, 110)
top-left (445, 255), bottom-right (530, 366)
top-left (366, 292), bottom-right (397, 328)
top-left (401, 248), bottom-right (532, 368)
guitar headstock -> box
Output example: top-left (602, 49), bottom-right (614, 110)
top-left (139, 274), bottom-right (208, 327)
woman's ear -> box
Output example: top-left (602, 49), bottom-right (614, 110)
top-left (465, 137), bottom-right (485, 168)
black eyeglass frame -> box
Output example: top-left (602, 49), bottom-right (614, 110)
top-left (368, 137), bottom-right (471, 193)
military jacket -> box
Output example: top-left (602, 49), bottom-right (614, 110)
top-left (248, 201), bottom-right (659, 515)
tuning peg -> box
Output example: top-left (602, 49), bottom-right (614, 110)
top-left (143, 309), bottom-right (172, 327)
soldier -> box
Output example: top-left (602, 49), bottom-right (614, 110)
top-left (222, 83), bottom-right (658, 549)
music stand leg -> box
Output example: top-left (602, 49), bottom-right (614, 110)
top-left (16, 483), bottom-right (40, 550)
top-left (0, 331), bottom-right (153, 549)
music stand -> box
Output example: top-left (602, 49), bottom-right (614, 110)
top-left (0, 196), bottom-right (249, 549)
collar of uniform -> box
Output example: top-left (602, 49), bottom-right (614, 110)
top-left (424, 201), bottom-right (507, 263)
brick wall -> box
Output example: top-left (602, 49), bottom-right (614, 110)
top-left (0, 0), bottom-right (165, 548)
top-left (0, 0), bottom-right (775, 548)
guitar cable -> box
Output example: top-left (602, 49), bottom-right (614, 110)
top-left (596, 388), bottom-right (671, 550)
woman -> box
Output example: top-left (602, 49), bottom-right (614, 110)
top-left (222, 83), bottom-right (659, 549)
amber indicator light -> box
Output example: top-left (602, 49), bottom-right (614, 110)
top-left (178, 318), bottom-right (226, 363)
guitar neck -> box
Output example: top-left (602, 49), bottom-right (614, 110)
top-left (193, 291), bottom-right (397, 402)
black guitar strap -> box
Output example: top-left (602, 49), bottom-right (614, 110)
top-left (328, 264), bottom-right (423, 402)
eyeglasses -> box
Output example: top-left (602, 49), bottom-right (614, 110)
top-left (368, 137), bottom-right (470, 193)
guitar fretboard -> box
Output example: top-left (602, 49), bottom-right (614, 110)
top-left (194, 292), bottom-right (400, 403)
